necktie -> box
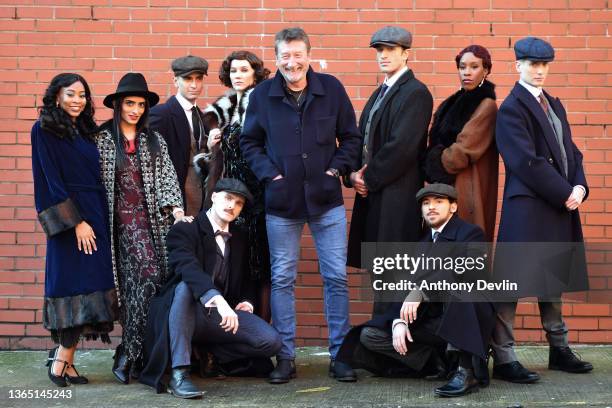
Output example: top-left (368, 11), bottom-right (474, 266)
top-left (539, 94), bottom-right (548, 114)
top-left (214, 230), bottom-right (232, 242)
top-left (432, 231), bottom-right (440, 242)
top-left (191, 106), bottom-right (202, 148)
top-left (377, 84), bottom-right (389, 101)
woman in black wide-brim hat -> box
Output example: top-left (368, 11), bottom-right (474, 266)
top-left (96, 72), bottom-right (187, 384)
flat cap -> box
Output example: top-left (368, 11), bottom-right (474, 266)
top-left (213, 178), bottom-right (253, 204)
top-left (172, 55), bottom-right (208, 77)
top-left (416, 183), bottom-right (458, 203)
top-left (370, 26), bottom-right (412, 49)
top-left (514, 37), bottom-right (555, 62)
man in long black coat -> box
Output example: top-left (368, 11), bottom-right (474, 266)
top-left (140, 179), bottom-right (281, 398)
top-left (150, 55), bottom-right (208, 216)
top-left (337, 183), bottom-right (496, 397)
top-left (491, 37), bottom-right (592, 384)
top-left (346, 27), bottom-right (432, 317)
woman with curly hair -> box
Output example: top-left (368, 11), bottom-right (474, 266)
top-left (424, 45), bottom-right (498, 241)
top-left (96, 73), bottom-right (186, 384)
top-left (196, 50), bottom-right (272, 320)
top-left (32, 73), bottom-right (117, 387)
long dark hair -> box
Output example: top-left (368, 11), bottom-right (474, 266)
top-left (103, 94), bottom-right (160, 170)
top-left (39, 73), bottom-right (97, 141)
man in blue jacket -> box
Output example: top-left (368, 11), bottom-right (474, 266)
top-left (491, 37), bottom-right (592, 384)
top-left (240, 27), bottom-right (362, 384)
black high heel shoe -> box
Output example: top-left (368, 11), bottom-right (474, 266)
top-left (65, 363), bottom-right (88, 384)
top-left (46, 347), bottom-right (68, 388)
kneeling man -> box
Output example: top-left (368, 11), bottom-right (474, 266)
top-left (336, 183), bottom-right (495, 397)
top-left (140, 178), bottom-right (281, 398)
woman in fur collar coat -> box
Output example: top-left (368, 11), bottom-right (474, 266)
top-left (32, 73), bottom-right (117, 387)
top-left (424, 45), bottom-right (499, 241)
top-left (195, 50), bottom-right (272, 320)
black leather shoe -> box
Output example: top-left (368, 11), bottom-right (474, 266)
top-left (268, 359), bottom-right (296, 384)
top-left (329, 360), bottom-right (357, 382)
top-left (549, 346), bottom-right (593, 373)
top-left (65, 364), bottom-right (88, 384)
top-left (46, 347), bottom-right (68, 388)
top-left (112, 344), bottom-right (131, 385)
top-left (492, 361), bottom-right (540, 384)
top-left (435, 366), bottom-right (479, 398)
top-left (168, 368), bottom-right (203, 399)
top-left (473, 356), bottom-right (490, 387)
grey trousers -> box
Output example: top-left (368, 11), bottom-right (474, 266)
top-left (169, 282), bottom-right (282, 368)
top-left (490, 300), bottom-right (568, 365)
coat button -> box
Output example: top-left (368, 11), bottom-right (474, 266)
top-left (548, 157), bottom-right (554, 164)
top-left (302, 153), bottom-right (308, 159)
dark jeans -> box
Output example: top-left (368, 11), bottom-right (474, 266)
top-left (169, 282), bottom-right (282, 368)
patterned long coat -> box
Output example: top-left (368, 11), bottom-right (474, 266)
top-left (96, 127), bottom-right (183, 306)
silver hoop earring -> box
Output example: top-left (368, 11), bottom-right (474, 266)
top-left (478, 77), bottom-right (485, 87)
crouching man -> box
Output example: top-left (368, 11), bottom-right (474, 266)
top-left (336, 183), bottom-right (496, 397)
top-left (140, 178), bottom-right (281, 399)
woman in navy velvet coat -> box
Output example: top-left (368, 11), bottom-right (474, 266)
top-left (32, 73), bottom-right (117, 387)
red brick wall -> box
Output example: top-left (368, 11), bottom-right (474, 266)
top-left (0, 1), bottom-right (610, 349)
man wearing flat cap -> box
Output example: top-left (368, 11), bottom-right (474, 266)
top-left (150, 55), bottom-right (209, 217)
top-left (337, 183), bottom-right (496, 397)
top-left (491, 36), bottom-right (592, 384)
top-left (346, 26), bottom-right (433, 316)
top-left (240, 27), bottom-right (362, 384)
top-left (141, 178), bottom-right (281, 399)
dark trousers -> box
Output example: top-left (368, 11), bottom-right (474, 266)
top-left (169, 282), bottom-right (282, 368)
top-left (360, 326), bottom-right (445, 373)
top-left (491, 299), bottom-right (568, 365)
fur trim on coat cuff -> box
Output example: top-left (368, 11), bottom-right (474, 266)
top-left (37, 198), bottom-right (83, 238)
top-left (425, 144), bottom-right (456, 185)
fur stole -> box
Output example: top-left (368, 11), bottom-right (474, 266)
top-left (202, 87), bottom-right (252, 131)
top-left (193, 87), bottom-right (253, 207)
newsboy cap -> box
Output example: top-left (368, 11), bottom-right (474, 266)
top-left (416, 183), bottom-right (458, 203)
top-left (213, 178), bottom-right (253, 204)
top-left (172, 55), bottom-right (209, 77)
top-left (370, 26), bottom-right (412, 49)
top-left (514, 37), bottom-right (555, 62)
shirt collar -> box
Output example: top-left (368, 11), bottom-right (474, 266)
top-left (206, 210), bottom-right (229, 234)
top-left (431, 217), bottom-right (452, 239)
top-left (519, 79), bottom-right (543, 100)
top-left (383, 66), bottom-right (408, 89)
top-left (175, 92), bottom-right (197, 111)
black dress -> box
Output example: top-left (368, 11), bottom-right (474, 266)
top-left (220, 118), bottom-right (270, 282)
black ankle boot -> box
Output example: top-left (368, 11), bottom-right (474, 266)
top-left (549, 346), bottom-right (593, 373)
top-left (435, 366), bottom-right (479, 397)
top-left (268, 359), bottom-right (296, 384)
top-left (112, 344), bottom-right (131, 384)
top-left (168, 367), bottom-right (203, 399)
